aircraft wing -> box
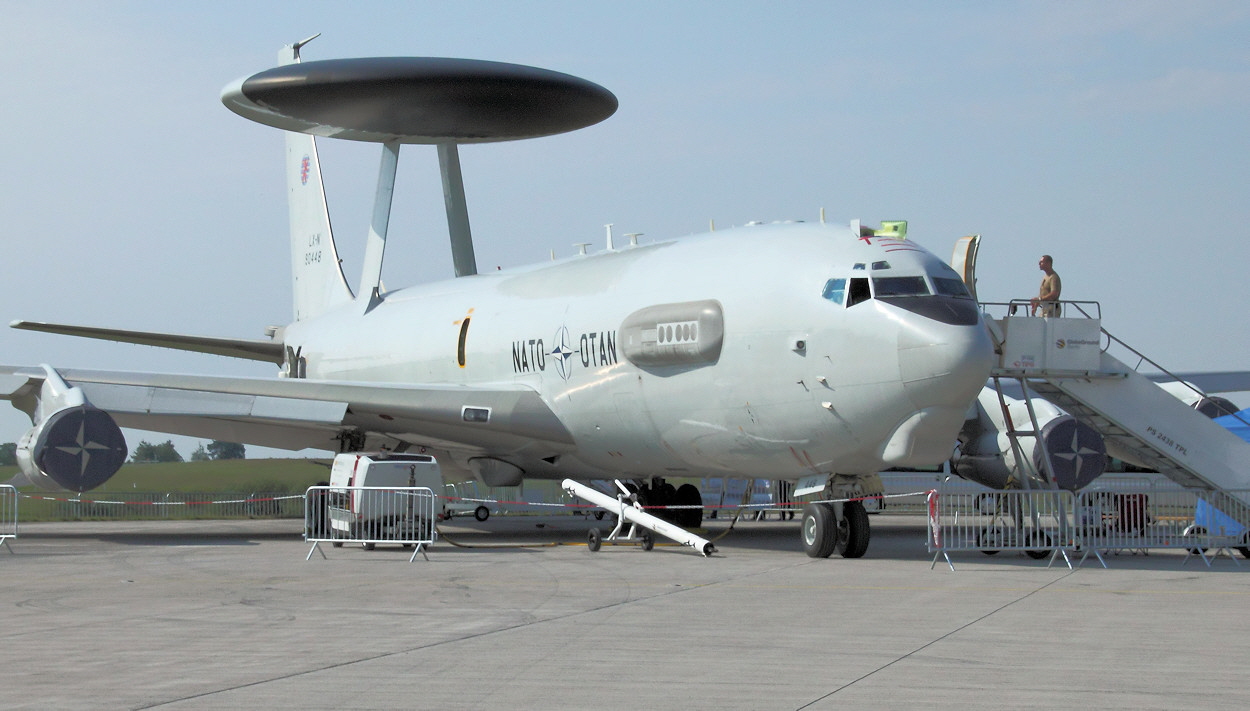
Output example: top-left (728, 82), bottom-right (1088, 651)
top-left (0, 364), bottom-right (575, 454)
top-left (1154, 371), bottom-right (1250, 395)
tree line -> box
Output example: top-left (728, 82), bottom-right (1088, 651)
top-left (0, 440), bottom-right (245, 466)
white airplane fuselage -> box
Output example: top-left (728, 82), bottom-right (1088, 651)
top-left (285, 221), bottom-right (994, 484)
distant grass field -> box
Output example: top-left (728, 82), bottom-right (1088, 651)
top-left (1, 459), bottom-right (336, 522)
top-left (2, 458), bottom-right (334, 494)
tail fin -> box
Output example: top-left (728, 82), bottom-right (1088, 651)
top-left (280, 41), bottom-right (354, 321)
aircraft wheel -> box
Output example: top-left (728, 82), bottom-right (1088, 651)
top-left (588, 528), bottom-right (602, 552)
top-left (977, 527), bottom-right (1005, 555)
top-left (836, 500), bottom-right (870, 558)
top-left (474, 506), bottom-right (490, 522)
top-left (363, 542), bottom-right (376, 551)
top-left (1239, 532), bottom-right (1250, 559)
top-left (654, 483), bottom-right (678, 523)
top-left (1025, 531), bottom-right (1051, 559)
top-left (801, 503), bottom-right (838, 558)
top-left (641, 532), bottom-right (654, 551)
top-left (332, 541), bottom-right (343, 548)
top-left (1182, 524), bottom-right (1208, 554)
top-left (674, 483), bottom-right (703, 529)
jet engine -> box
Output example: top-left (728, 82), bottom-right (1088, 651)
top-left (12, 367), bottom-right (128, 492)
top-left (953, 386), bottom-right (1107, 492)
top-left (1156, 381), bottom-right (1240, 419)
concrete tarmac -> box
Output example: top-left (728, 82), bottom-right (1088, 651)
top-left (2, 514), bottom-right (1248, 710)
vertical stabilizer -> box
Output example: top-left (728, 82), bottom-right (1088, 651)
top-left (280, 40), bottom-right (354, 321)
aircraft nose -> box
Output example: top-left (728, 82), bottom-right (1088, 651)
top-left (878, 319), bottom-right (994, 466)
top-left (897, 320), bottom-right (994, 410)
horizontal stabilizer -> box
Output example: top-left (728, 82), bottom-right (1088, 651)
top-left (10, 321), bottom-right (285, 364)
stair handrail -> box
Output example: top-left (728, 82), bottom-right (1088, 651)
top-left (1100, 327), bottom-right (1250, 430)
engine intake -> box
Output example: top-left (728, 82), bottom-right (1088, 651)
top-left (1032, 415), bottom-right (1107, 491)
top-left (16, 405), bottom-right (127, 492)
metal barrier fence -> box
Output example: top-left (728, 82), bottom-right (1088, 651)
top-left (927, 489), bottom-right (1074, 570)
top-left (928, 488), bottom-right (1250, 570)
top-left (17, 491), bottom-right (303, 521)
top-left (1, 485), bottom-right (17, 553)
top-left (304, 485), bottom-right (437, 562)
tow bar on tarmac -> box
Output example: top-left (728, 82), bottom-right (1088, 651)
top-left (561, 479), bottom-right (717, 557)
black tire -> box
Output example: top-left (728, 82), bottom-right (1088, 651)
top-left (474, 506), bottom-right (490, 522)
top-left (1183, 524), bottom-right (1208, 554)
top-left (977, 527), bottom-right (1002, 555)
top-left (363, 542), bottom-right (376, 551)
top-left (1025, 531), bottom-right (1051, 559)
top-left (587, 528), bottom-right (602, 552)
top-left (801, 503), bottom-right (838, 558)
top-left (837, 500), bottom-right (871, 558)
top-left (641, 532), bottom-right (654, 551)
top-left (332, 541), bottom-right (343, 548)
top-left (674, 483), bottom-right (703, 529)
top-left (654, 483), bottom-right (678, 523)
top-left (1239, 532), bottom-right (1250, 559)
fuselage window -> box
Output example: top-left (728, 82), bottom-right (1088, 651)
top-left (932, 276), bottom-right (972, 298)
top-left (821, 278), bottom-right (847, 305)
top-left (872, 276), bottom-right (929, 297)
top-left (848, 277), bottom-right (872, 306)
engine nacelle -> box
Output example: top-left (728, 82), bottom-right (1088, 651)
top-left (953, 387), bottom-right (1106, 492)
top-left (16, 404), bottom-right (128, 493)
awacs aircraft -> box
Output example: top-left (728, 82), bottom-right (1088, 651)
top-left (1, 38), bottom-right (996, 558)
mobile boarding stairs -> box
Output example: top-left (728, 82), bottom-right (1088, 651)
top-left (986, 301), bottom-right (1250, 527)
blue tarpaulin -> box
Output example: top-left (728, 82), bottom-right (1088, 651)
top-left (1215, 408), bottom-right (1250, 444)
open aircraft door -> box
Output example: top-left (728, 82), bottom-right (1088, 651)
top-left (950, 235), bottom-right (981, 302)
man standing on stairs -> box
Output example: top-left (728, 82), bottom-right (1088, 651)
top-left (1031, 254), bottom-right (1062, 317)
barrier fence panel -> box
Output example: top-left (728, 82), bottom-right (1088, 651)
top-left (1077, 488), bottom-right (1194, 563)
top-left (1181, 489), bottom-right (1250, 565)
top-left (17, 491), bottom-right (303, 521)
top-left (304, 485), bottom-right (437, 562)
top-left (928, 489), bottom-right (1077, 570)
top-left (929, 485), bottom-right (1250, 570)
top-left (1, 485), bottom-right (16, 553)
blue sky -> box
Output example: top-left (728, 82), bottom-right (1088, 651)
top-left (2, 1), bottom-right (1248, 458)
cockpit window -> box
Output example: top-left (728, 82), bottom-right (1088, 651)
top-left (872, 276), bottom-right (929, 297)
top-left (821, 278), bottom-right (847, 305)
top-left (848, 277), bottom-right (872, 306)
top-left (828, 272), bottom-right (977, 324)
top-left (932, 276), bottom-right (972, 298)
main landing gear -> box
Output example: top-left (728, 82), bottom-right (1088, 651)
top-left (628, 478), bottom-right (704, 529)
top-left (801, 500), bottom-right (870, 559)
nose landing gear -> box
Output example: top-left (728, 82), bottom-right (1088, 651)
top-left (801, 500), bottom-right (870, 558)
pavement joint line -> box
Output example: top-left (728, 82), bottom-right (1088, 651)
top-left (795, 569), bottom-right (1078, 709)
top-left (133, 564), bottom-right (746, 708)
